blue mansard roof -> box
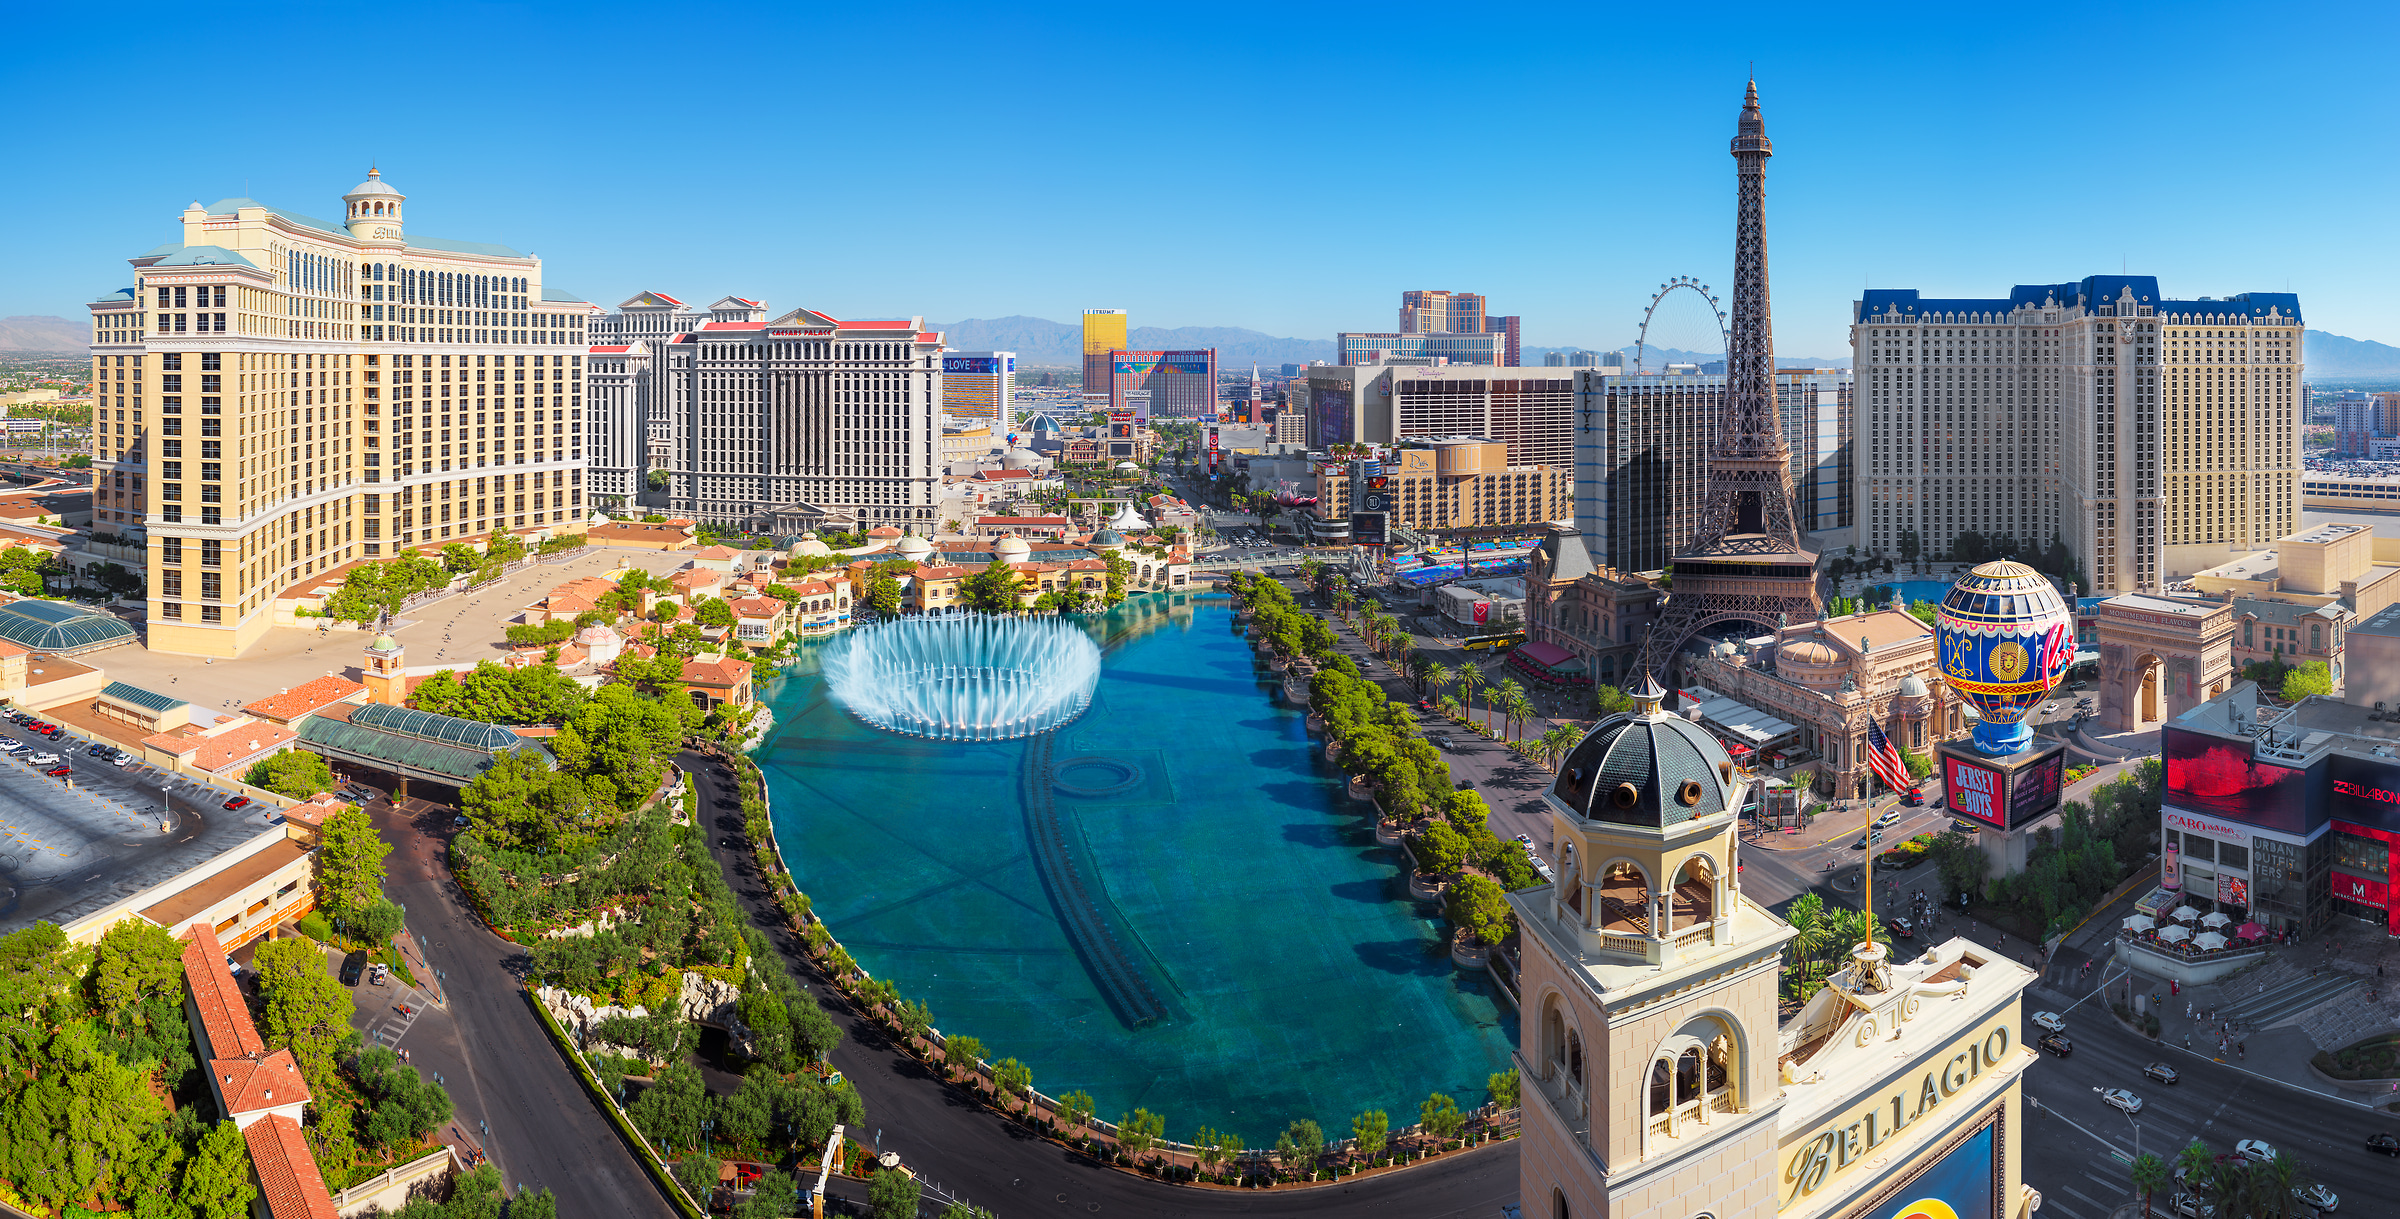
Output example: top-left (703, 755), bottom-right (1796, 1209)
top-left (1856, 276), bottom-right (2302, 326)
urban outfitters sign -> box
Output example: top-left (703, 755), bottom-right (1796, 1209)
top-left (1781, 1017), bottom-right (2014, 1209)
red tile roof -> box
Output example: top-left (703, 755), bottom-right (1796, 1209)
top-left (589, 344), bottom-right (633, 353)
top-left (217, 1048), bottom-right (312, 1115)
top-left (699, 321), bottom-right (765, 331)
top-left (242, 675), bottom-right (366, 722)
top-left (681, 657), bottom-right (752, 687)
top-left (727, 597), bottom-right (783, 619)
top-left (242, 1114), bottom-right (340, 1219)
top-left (644, 291), bottom-right (686, 306)
top-left (179, 923), bottom-right (264, 1059)
top-left (693, 545), bottom-right (742, 560)
top-left (187, 723), bottom-right (297, 775)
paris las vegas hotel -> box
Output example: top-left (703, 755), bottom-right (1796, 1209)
top-left (84, 170), bottom-right (594, 656)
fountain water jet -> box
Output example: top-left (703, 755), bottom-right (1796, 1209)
top-left (823, 616), bottom-right (1102, 741)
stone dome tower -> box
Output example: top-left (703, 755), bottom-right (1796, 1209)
top-left (344, 167), bottom-right (406, 238)
top-left (363, 631), bottom-right (407, 706)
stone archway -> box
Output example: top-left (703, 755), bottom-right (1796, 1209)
top-left (2136, 653), bottom-right (2163, 727)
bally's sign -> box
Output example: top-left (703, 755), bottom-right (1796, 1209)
top-left (1782, 1018), bottom-right (2013, 1208)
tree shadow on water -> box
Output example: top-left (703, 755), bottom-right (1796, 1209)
top-left (1280, 822), bottom-right (1341, 849)
top-left (1352, 937), bottom-right (1453, 977)
top-left (1329, 877), bottom-right (1397, 904)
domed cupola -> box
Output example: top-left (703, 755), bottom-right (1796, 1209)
top-left (1550, 673), bottom-right (1738, 829)
top-left (344, 167), bottom-right (406, 237)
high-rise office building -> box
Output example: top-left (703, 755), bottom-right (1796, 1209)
top-left (1778, 369), bottom-right (1853, 533)
top-left (83, 170), bottom-right (592, 657)
top-left (1105, 350), bottom-right (1217, 419)
top-left (648, 309), bottom-right (946, 533)
top-left (1399, 290), bottom-right (1487, 335)
top-left (941, 351), bottom-right (1015, 429)
top-left (1570, 371), bottom-right (1721, 576)
top-left (1484, 314), bottom-right (1522, 367)
top-left (1081, 308), bottom-right (1128, 396)
top-left (1854, 278), bottom-right (2302, 592)
top-left (2334, 392), bottom-right (2379, 456)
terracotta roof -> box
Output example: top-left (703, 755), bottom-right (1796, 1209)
top-left (727, 597), bottom-right (782, 618)
top-left (669, 569), bottom-right (721, 590)
top-left (914, 564), bottom-right (972, 580)
top-left (280, 793), bottom-right (346, 831)
top-left (242, 675), bottom-right (366, 722)
top-left (179, 923), bottom-right (265, 1059)
top-left (242, 1114), bottom-right (340, 1219)
top-left (693, 545), bottom-right (742, 560)
top-left (977, 515), bottom-right (1070, 525)
top-left (681, 657), bottom-right (752, 687)
top-left (867, 526), bottom-right (904, 538)
top-left (789, 579), bottom-right (839, 597)
top-left (589, 344), bottom-right (632, 353)
top-left (217, 1048), bottom-right (312, 1115)
top-left (187, 722), bottom-right (298, 775)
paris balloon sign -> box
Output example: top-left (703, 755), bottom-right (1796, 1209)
top-left (1934, 561), bottom-right (2073, 756)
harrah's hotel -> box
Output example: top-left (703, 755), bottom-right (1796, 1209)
top-left (2161, 612), bottom-right (2400, 936)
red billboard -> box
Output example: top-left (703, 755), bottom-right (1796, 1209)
top-left (2162, 727), bottom-right (2311, 835)
top-left (2334, 872), bottom-right (2388, 909)
top-left (1944, 756), bottom-right (2006, 829)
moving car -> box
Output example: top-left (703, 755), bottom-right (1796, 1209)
top-left (1850, 835), bottom-right (1870, 850)
top-left (339, 950), bottom-right (368, 987)
top-left (2030, 1011), bottom-right (2067, 1033)
top-left (223, 796), bottom-right (252, 811)
top-left (2143, 1062), bottom-right (2180, 1084)
top-left (2233, 1139), bottom-right (2277, 1164)
top-left (1900, 788), bottom-right (1925, 806)
top-left (2293, 1183), bottom-right (2337, 1212)
top-left (2038, 1033), bottom-right (2072, 1057)
top-left (2367, 1132), bottom-right (2400, 1156)
top-left (2100, 1087), bottom-right (2143, 1115)
top-left (1874, 810), bottom-right (1903, 830)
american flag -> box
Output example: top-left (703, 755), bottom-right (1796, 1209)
top-left (1865, 719), bottom-right (1912, 794)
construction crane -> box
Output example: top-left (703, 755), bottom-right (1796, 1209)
top-left (810, 1125), bottom-right (845, 1219)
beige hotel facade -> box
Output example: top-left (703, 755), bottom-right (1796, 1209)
top-left (1512, 680), bottom-right (2038, 1219)
top-left (87, 171), bottom-right (594, 657)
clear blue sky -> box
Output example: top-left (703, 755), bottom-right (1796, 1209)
top-left (8, 1), bottom-right (2397, 358)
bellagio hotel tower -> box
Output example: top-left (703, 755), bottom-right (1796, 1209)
top-left (86, 170), bottom-right (593, 657)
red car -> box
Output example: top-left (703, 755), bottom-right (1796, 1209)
top-left (45, 766), bottom-right (71, 778)
top-left (223, 796), bottom-right (252, 811)
top-left (1887, 916), bottom-right (1915, 938)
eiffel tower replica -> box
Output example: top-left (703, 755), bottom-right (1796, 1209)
top-left (1623, 80), bottom-right (1822, 690)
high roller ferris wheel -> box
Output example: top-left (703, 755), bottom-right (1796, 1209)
top-left (1633, 276), bottom-right (1729, 375)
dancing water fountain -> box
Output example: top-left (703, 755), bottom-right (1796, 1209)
top-left (823, 616), bottom-right (1103, 742)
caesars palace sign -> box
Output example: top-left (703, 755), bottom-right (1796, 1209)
top-left (1780, 1017), bottom-right (2014, 1208)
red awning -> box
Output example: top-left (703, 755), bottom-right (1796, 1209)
top-left (1517, 640), bottom-right (1573, 668)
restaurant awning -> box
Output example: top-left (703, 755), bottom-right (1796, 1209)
top-left (1688, 694), bottom-right (1801, 750)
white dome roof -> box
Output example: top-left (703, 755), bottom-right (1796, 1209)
top-left (1898, 672), bottom-right (1930, 698)
top-left (1000, 449), bottom-right (1041, 470)
top-left (896, 535), bottom-right (935, 559)
top-left (995, 536), bottom-right (1032, 559)
top-left (344, 167), bottom-right (404, 200)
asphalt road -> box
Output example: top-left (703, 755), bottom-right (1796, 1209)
top-left (683, 749), bottom-right (1524, 1219)
top-left (2016, 953), bottom-right (2399, 1219)
top-left (367, 799), bottom-right (680, 1219)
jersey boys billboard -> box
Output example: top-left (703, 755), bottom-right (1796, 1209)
top-left (1944, 756), bottom-right (2007, 829)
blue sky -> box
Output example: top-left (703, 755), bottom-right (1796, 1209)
top-left (8, 1), bottom-right (2398, 358)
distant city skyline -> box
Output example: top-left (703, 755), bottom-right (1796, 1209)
top-left (7, 1), bottom-right (2399, 357)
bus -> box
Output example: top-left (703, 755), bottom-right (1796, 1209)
top-left (1461, 630), bottom-right (1527, 652)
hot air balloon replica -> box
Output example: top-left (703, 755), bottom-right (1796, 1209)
top-left (1934, 561), bottom-right (2075, 756)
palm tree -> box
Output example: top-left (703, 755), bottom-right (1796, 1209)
top-left (1507, 693), bottom-right (1537, 743)
top-left (1332, 592), bottom-right (1355, 620)
top-left (1457, 665), bottom-right (1487, 729)
top-left (2129, 1153), bottom-right (2170, 1219)
top-left (1493, 679), bottom-right (1527, 737)
top-left (1782, 893), bottom-right (1831, 991)
top-left (2174, 1140), bottom-right (2216, 1209)
top-left (1539, 724), bottom-right (1580, 768)
top-left (1425, 663), bottom-right (1456, 707)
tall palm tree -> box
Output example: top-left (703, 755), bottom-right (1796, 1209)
top-left (2174, 1140), bottom-right (2216, 1208)
top-left (1425, 663), bottom-right (1455, 707)
top-left (1493, 679), bottom-right (1527, 737)
top-left (1782, 894), bottom-right (1831, 989)
top-left (1538, 724), bottom-right (1579, 768)
top-left (2129, 1153), bottom-right (2170, 1219)
top-left (1405, 649), bottom-right (1431, 693)
top-left (1506, 692), bottom-right (1537, 742)
top-left (1457, 665), bottom-right (1487, 730)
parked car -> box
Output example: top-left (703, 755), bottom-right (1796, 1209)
top-left (2233, 1139), bottom-right (2277, 1164)
top-left (2101, 1088), bottom-right (2143, 1115)
top-left (2293, 1183), bottom-right (2337, 1212)
top-left (1899, 789), bottom-right (1925, 807)
top-left (2144, 1062), bottom-right (2180, 1084)
top-left (0, 742), bottom-right (25, 754)
top-left (2168, 1194), bottom-right (2213, 1219)
top-left (2038, 1033), bottom-right (2072, 1057)
top-left (85, 744), bottom-right (108, 757)
top-left (44, 766), bottom-right (71, 778)
top-left (339, 950), bottom-right (368, 987)
top-left (223, 796), bottom-right (252, 811)
top-left (28, 753), bottom-right (57, 766)
top-left (2030, 1011), bottom-right (2067, 1033)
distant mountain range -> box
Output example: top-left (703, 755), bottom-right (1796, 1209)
top-left (1522, 344), bottom-right (1853, 370)
top-left (928, 316), bottom-right (1334, 368)
top-left (2301, 330), bottom-right (2400, 376)
top-left (0, 316), bottom-right (87, 352)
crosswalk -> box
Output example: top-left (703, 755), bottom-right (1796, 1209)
top-left (368, 983), bottom-right (437, 1049)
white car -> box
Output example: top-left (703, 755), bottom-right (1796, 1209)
top-left (2030, 1011), bottom-right (2066, 1033)
top-left (2233, 1139), bottom-right (2277, 1163)
top-left (2100, 1087), bottom-right (2143, 1115)
top-left (2294, 1183), bottom-right (2337, 1212)
top-left (27, 752), bottom-right (58, 766)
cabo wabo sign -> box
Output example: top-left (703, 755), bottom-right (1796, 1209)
top-left (1782, 1018), bottom-right (2012, 1209)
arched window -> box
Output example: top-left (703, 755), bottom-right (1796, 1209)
top-left (1645, 1013), bottom-right (1744, 1149)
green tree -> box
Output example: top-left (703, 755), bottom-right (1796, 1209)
top-left (2129, 1152), bottom-right (2170, 1219)
top-left (629, 1063), bottom-right (711, 1152)
top-left (960, 559), bottom-right (1026, 613)
top-left (91, 917), bottom-right (184, 1019)
top-left (1419, 1091), bottom-right (1465, 1142)
top-left (0, 547), bottom-right (52, 596)
top-left (942, 1034), bottom-right (987, 1086)
top-left (314, 804), bottom-right (391, 919)
top-left (2283, 660), bottom-right (2334, 700)
top-left (185, 1116), bottom-right (260, 1219)
top-left (441, 543), bottom-right (484, 574)
top-left (672, 1153), bottom-right (720, 1206)
top-left (865, 572), bottom-right (904, 618)
top-left (250, 938), bottom-right (358, 1089)
top-left (1898, 529), bottom-right (1921, 569)
top-left (869, 1167), bottom-right (922, 1219)
top-left (993, 1057), bottom-right (1033, 1109)
top-left (0, 1023), bottom-right (164, 1208)
top-left (693, 596), bottom-right (736, 629)
top-left (1908, 599), bottom-right (1940, 628)
top-left (1351, 1108), bottom-right (1389, 1159)
top-left (1444, 874), bottom-right (1514, 946)
top-left (1283, 1118), bottom-right (1325, 1179)
top-left (1901, 745), bottom-right (1933, 783)
top-left (1413, 822), bottom-right (1468, 875)
top-left (1118, 1107), bottom-right (1165, 1159)
top-left (244, 748), bottom-right (335, 799)
top-left (735, 1170), bottom-right (800, 1219)
top-left (1487, 1069), bottom-right (1520, 1110)
top-left (505, 618), bottom-right (577, 648)
top-left (1056, 1089), bottom-right (1095, 1133)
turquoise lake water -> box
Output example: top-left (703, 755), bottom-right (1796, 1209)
top-left (758, 594), bottom-right (1517, 1138)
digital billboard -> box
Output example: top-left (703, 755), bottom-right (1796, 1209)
top-left (1350, 512), bottom-right (1387, 546)
top-left (1943, 756), bottom-right (2006, 829)
top-left (943, 357), bottom-right (1000, 375)
top-left (1858, 1121), bottom-right (1998, 1219)
top-left (2327, 752), bottom-right (2400, 835)
top-left (2163, 726), bottom-right (2312, 835)
top-left (1113, 359), bottom-right (1209, 375)
top-left (1313, 384), bottom-right (1353, 447)
top-left (2010, 751), bottom-right (2065, 824)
